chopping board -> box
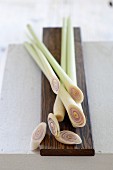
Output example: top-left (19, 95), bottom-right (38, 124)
top-left (40, 28), bottom-right (94, 156)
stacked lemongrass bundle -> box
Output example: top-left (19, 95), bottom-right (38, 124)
top-left (24, 17), bottom-right (86, 151)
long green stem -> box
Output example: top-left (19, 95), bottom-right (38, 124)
top-left (61, 18), bottom-right (67, 71)
top-left (67, 17), bottom-right (76, 82)
top-left (27, 24), bottom-right (84, 104)
top-left (66, 17), bottom-right (86, 127)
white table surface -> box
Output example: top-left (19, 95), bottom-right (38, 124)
top-left (0, 42), bottom-right (113, 169)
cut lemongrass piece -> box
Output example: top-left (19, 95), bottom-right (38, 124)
top-left (24, 42), bottom-right (60, 94)
top-left (58, 84), bottom-right (86, 127)
top-left (53, 95), bottom-right (65, 122)
top-left (66, 17), bottom-right (86, 126)
top-left (55, 130), bottom-right (82, 145)
top-left (30, 122), bottom-right (46, 150)
top-left (27, 24), bottom-right (84, 103)
top-left (48, 113), bottom-right (60, 137)
top-left (53, 18), bottom-right (67, 122)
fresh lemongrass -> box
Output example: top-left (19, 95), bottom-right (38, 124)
top-left (27, 24), bottom-right (84, 103)
top-left (25, 41), bottom-right (85, 127)
top-left (66, 17), bottom-right (86, 127)
top-left (53, 18), bottom-right (67, 122)
top-left (30, 122), bottom-right (46, 150)
top-left (24, 42), bottom-right (60, 94)
top-left (55, 130), bottom-right (82, 145)
top-left (48, 113), bottom-right (60, 137)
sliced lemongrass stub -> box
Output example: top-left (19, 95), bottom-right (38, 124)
top-left (30, 122), bottom-right (46, 150)
top-left (53, 95), bottom-right (65, 122)
top-left (55, 130), bottom-right (82, 145)
top-left (48, 113), bottom-right (60, 137)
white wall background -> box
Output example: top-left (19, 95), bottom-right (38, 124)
top-left (0, 0), bottom-right (113, 92)
top-left (0, 0), bottom-right (113, 48)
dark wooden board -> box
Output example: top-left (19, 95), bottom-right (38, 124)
top-left (40, 28), bottom-right (95, 156)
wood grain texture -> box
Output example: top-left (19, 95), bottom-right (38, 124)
top-left (40, 28), bottom-right (95, 156)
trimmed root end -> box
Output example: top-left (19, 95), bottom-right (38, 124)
top-left (70, 86), bottom-right (84, 103)
top-left (69, 106), bottom-right (86, 127)
top-left (51, 78), bottom-right (60, 94)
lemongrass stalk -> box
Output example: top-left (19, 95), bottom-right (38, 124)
top-left (27, 24), bottom-right (83, 103)
top-left (58, 84), bottom-right (86, 127)
top-left (48, 113), bottom-right (60, 137)
top-left (53, 18), bottom-right (67, 122)
top-left (66, 17), bottom-right (86, 127)
top-left (25, 41), bottom-right (85, 127)
top-left (32, 43), bottom-right (60, 94)
top-left (55, 130), bottom-right (82, 145)
top-left (24, 42), bottom-right (60, 94)
top-left (30, 122), bottom-right (46, 150)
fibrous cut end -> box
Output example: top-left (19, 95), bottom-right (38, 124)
top-left (68, 105), bottom-right (86, 127)
top-left (55, 130), bottom-right (82, 145)
top-left (70, 85), bottom-right (84, 103)
top-left (48, 113), bottom-right (60, 137)
top-left (30, 122), bottom-right (47, 150)
top-left (51, 78), bottom-right (60, 94)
